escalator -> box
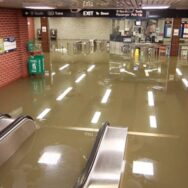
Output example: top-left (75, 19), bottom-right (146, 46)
top-left (0, 114), bottom-right (127, 188)
top-left (0, 114), bottom-right (36, 166)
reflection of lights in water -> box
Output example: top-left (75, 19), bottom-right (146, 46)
top-left (176, 68), bottom-right (183, 76)
top-left (120, 68), bottom-right (136, 76)
top-left (36, 108), bottom-right (51, 120)
top-left (91, 111), bottom-right (101, 124)
top-left (133, 161), bottom-right (154, 176)
top-left (56, 87), bottom-right (73, 101)
top-left (149, 115), bottom-right (157, 128)
top-left (87, 65), bottom-right (95, 72)
top-left (75, 74), bottom-right (86, 83)
top-left (182, 78), bottom-right (188, 87)
top-left (59, 64), bottom-right (69, 71)
top-left (101, 89), bottom-right (112, 104)
top-left (148, 91), bottom-right (155, 107)
top-left (38, 152), bottom-right (61, 165)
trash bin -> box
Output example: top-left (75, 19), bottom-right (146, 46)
top-left (28, 55), bottom-right (45, 75)
top-left (27, 41), bottom-right (34, 52)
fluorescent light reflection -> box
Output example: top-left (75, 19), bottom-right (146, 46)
top-left (56, 87), bottom-right (72, 101)
top-left (52, 72), bottom-right (56, 76)
top-left (91, 111), bottom-right (101, 124)
top-left (149, 115), bottom-right (157, 128)
top-left (182, 78), bottom-right (188, 87)
top-left (101, 89), bottom-right (112, 104)
top-left (176, 68), bottom-right (182, 76)
top-left (145, 70), bottom-right (149, 77)
top-left (36, 108), bottom-right (51, 120)
top-left (133, 161), bottom-right (154, 176)
top-left (38, 152), bottom-right (61, 165)
top-left (75, 74), bottom-right (86, 83)
top-left (87, 65), bottom-right (95, 72)
top-left (148, 91), bottom-right (154, 107)
top-left (59, 64), bottom-right (69, 71)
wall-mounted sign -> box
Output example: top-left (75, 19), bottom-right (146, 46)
top-left (0, 38), bottom-right (4, 54)
top-left (42, 26), bottom-right (47, 32)
top-left (4, 37), bottom-right (16, 52)
top-left (173, 29), bottom-right (179, 36)
top-left (23, 9), bottom-right (145, 18)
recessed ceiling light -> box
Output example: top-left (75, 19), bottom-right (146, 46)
top-left (142, 5), bottom-right (170, 9)
top-left (25, 6), bottom-right (55, 10)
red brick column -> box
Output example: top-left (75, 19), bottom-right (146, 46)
top-left (17, 11), bottom-right (29, 77)
top-left (27, 18), bottom-right (35, 41)
top-left (170, 18), bottom-right (182, 56)
top-left (41, 17), bottom-right (50, 52)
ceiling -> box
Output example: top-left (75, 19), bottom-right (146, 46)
top-left (0, 0), bottom-right (188, 9)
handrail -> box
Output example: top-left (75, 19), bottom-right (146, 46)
top-left (0, 115), bottom-right (33, 138)
top-left (74, 122), bottom-right (110, 188)
top-left (0, 113), bottom-right (11, 118)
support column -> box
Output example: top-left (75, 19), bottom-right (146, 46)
top-left (41, 17), bottom-right (50, 52)
top-left (170, 18), bottom-right (181, 56)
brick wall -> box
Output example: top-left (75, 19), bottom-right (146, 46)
top-left (170, 18), bottom-right (182, 56)
top-left (0, 8), bottom-right (29, 88)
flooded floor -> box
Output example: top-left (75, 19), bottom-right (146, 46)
top-left (0, 48), bottom-right (188, 188)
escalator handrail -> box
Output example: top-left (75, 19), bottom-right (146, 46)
top-left (0, 113), bottom-right (11, 118)
top-left (0, 115), bottom-right (33, 139)
top-left (74, 122), bottom-right (110, 188)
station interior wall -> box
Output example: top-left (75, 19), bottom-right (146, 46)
top-left (0, 9), bottom-right (29, 88)
top-left (34, 17), bottom-right (112, 40)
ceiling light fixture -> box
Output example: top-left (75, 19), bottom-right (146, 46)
top-left (25, 6), bottom-right (55, 9)
top-left (142, 5), bottom-right (170, 9)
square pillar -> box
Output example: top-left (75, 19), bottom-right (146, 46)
top-left (41, 17), bottom-right (50, 52)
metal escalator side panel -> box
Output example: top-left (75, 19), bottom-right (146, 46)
top-left (0, 118), bottom-right (36, 167)
top-left (83, 126), bottom-right (128, 188)
top-left (0, 118), bottom-right (14, 133)
top-left (74, 122), bottom-right (109, 188)
top-left (0, 113), bottom-right (11, 119)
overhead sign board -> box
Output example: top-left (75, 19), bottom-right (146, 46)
top-left (23, 9), bottom-right (145, 18)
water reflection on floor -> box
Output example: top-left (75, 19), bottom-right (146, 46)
top-left (0, 49), bottom-right (188, 188)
